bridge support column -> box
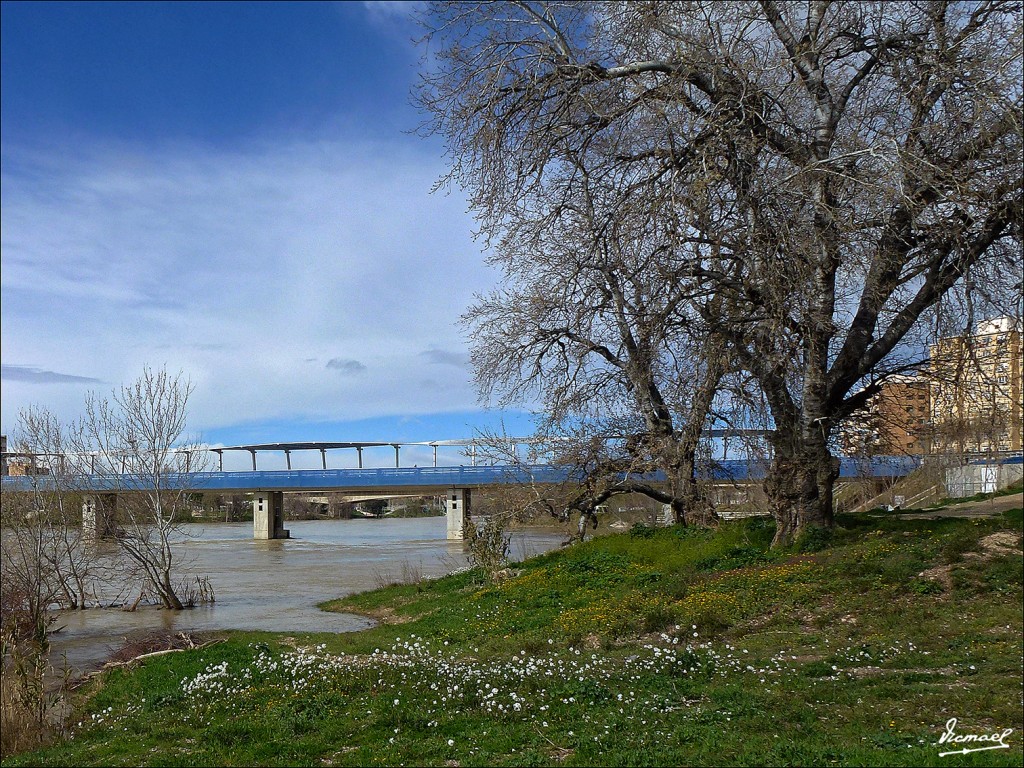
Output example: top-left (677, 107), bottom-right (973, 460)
top-left (82, 493), bottom-right (117, 539)
top-left (446, 488), bottom-right (472, 540)
top-left (253, 491), bottom-right (290, 540)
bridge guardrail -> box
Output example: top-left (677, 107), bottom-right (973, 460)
top-left (0, 456), bottom-right (921, 493)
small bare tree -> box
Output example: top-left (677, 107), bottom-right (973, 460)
top-left (0, 435), bottom-right (70, 758)
top-left (7, 407), bottom-right (110, 610)
top-left (0, 489), bottom-right (59, 649)
top-left (74, 367), bottom-right (207, 610)
top-left (0, 502), bottom-right (67, 760)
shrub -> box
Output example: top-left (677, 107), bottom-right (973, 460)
top-left (1002, 507), bottom-right (1023, 528)
top-left (0, 586), bottom-right (69, 759)
top-left (641, 599), bottom-right (678, 634)
top-left (795, 525), bottom-right (835, 553)
top-left (675, 590), bottom-right (739, 631)
top-left (629, 523), bottom-right (657, 539)
top-left (464, 514), bottom-right (512, 582)
top-left (800, 660), bottom-right (835, 678)
top-left (907, 578), bottom-right (944, 595)
top-left (696, 545), bottom-right (770, 572)
top-left (941, 535), bottom-right (976, 564)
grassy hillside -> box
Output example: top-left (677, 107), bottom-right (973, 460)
top-left (4, 505), bottom-right (1022, 767)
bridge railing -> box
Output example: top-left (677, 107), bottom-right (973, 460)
top-left (0, 455), bottom-right (922, 494)
top-left (0, 464), bottom-right (578, 493)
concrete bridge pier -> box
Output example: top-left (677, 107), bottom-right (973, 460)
top-left (446, 488), bottom-right (472, 540)
top-left (254, 491), bottom-right (290, 540)
top-left (81, 493), bottom-right (118, 539)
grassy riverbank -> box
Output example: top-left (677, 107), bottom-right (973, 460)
top-left (4, 502), bottom-right (1022, 767)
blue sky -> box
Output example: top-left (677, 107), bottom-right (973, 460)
top-left (1, 1), bottom-right (533, 469)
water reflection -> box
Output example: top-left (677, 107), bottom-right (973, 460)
top-left (50, 517), bottom-right (565, 673)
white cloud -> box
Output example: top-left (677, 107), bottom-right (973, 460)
top-left (1, 364), bottom-right (103, 384)
top-left (420, 347), bottom-right (469, 367)
top-left (0, 134), bottom-right (496, 436)
top-left (360, 1), bottom-right (423, 26)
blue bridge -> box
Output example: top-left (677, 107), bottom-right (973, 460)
top-left (2, 450), bottom-right (920, 541)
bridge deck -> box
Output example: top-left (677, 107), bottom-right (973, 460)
top-left (1, 456), bottom-right (920, 494)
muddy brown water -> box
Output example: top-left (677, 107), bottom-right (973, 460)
top-left (48, 517), bottom-right (567, 674)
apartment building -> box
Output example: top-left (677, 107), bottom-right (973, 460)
top-left (929, 317), bottom-right (1023, 454)
top-left (840, 375), bottom-right (931, 456)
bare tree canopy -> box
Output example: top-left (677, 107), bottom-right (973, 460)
top-left (417, 0), bottom-right (1023, 544)
top-left (77, 367), bottom-right (206, 609)
top-left (3, 368), bottom-right (209, 611)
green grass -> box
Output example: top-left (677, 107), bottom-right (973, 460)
top-left (858, 479), bottom-right (1023, 516)
top-left (4, 509), bottom-right (1022, 767)
top-left (917, 479), bottom-right (1022, 511)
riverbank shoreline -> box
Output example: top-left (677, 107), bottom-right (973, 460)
top-left (7, 500), bottom-right (1020, 767)
top-left (40, 517), bottom-right (565, 677)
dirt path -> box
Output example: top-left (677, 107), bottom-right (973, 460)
top-left (897, 491), bottom-right (1023, 519)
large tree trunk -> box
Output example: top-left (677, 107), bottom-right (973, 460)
top-left (671, 458), bottom-right (718, 528)
top-left (659, 437), bottom-right (719, 528)
top-left (766, 428), bottom-right (839, 547)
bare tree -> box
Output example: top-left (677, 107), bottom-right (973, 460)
top-left (0, 428), bottom-right (68, 759)
top-left (457, 115), bottom-right (735, 525)
top-left (467, 430), bottom-right (580, 545)
top-left (5, 407), bottom-right (111, 610)
top-left (0, 488), bottom-right (67, 760)
top-left (284, 495), bottom-right (321, 521)
top-left (0, 490), bottom-right (59, 649)
top-left (417, 1), bottom-right (1023, 545)
top-left (74, 367), bottom-right (207, 610)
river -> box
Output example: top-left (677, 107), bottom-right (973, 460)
top-left (48, 516), bottom-right (567, 674)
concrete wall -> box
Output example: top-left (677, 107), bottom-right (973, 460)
top-left (945, 462), bottom-right (1024, 497)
